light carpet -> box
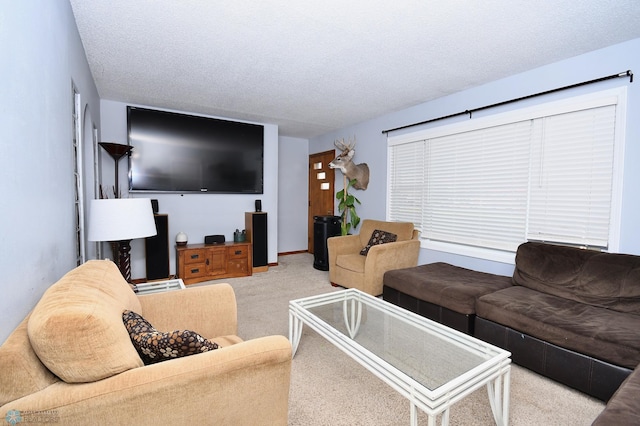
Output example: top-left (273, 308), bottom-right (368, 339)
top-left (194, 253), bottom-right (605, 425)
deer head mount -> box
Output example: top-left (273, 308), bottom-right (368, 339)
top-left (329, 137), bottom-right (370, 190)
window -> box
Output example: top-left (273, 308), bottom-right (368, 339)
top-left (387, 88), bottom-right (626, 263)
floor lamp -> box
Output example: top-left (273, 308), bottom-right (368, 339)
top-left (88, 198), bottom-right (157, 282)
top-left (98, 142), bottom-right (132, 198)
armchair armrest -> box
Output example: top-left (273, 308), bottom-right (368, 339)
top-left (5, 335), bottom-right (292, 425)
top-left (137, 283), bottom-right (237, 338)
top-left (363, 239), bottom-right (421, 295)
top-left (328, 234), bottom-right (362, 282)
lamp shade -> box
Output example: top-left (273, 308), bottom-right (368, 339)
top-left (88, 198), bottom-right (157, 242)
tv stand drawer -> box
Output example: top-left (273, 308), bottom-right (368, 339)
top-left (184, 249), bottom-right (207, 264)
top-left (184, 263), bottom-right (208, 280)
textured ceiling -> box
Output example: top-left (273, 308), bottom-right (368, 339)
top-left (69, 1), bottom-right (640, 138)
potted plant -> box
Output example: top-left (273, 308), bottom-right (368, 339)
top-left (336, 177), bottom-right (361, 235)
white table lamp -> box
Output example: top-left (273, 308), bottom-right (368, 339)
top-left (88, 198), bottom-right (157, 281)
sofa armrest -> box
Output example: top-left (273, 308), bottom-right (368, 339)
top-left (592, 365), bottom-right (640, 425)
top-left (137, 283), bottom-right (237, 338)
top-left (2, 335), bottom-right (291, 425)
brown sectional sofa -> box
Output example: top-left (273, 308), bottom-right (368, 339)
top-left (383, 241), bottom-right (640, 422)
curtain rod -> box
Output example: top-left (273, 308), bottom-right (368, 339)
top-left (382, 69), bottom-right (633, 134)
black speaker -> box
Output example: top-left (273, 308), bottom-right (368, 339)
top-left (313, 215), bottom-right (341, 270)
top-left (246, 212), bottom-right (267, 268)
top-left (145, 214), bottom-right (169, 280)
top-left (255, 199), bottom-right (262, 212)
top-left (204, 235), bottom-right (225, 244)
top-left (151, 199), bottom-right (159, 214)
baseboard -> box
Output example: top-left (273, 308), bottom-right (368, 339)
top-left (278, 250), bottom-right (309, 256)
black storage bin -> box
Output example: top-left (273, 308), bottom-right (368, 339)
top-left (313, 215), bottom-right (342, 271)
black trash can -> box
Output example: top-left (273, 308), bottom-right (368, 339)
top-left (313, 215), bottom-right (342, 271)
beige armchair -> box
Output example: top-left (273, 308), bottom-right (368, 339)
top-left (0, 260), bottom-right (291, 425)
top-left (327, 220), bottom-right (420, 296)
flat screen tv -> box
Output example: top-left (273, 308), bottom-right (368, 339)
top-left (127, 106), bottom-right (264, 193)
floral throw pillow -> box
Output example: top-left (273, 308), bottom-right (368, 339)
top-left (360, 229), bottom-right (398, 256)
top-left (122, 310), bottom-right (219, 365)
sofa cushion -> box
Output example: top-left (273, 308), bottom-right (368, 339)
top-left (476, 286), bottom-right (640, 369)
top-left (123, 310), bottom-right (219, 364)
top-left (513, 242), bottom-right (640, 314)
top-left (360, 230), bottom-right (397, 256)
top-left (28, 260), bottom-right (144, 383)
top-left (383, 263), bottom-right (513, 315)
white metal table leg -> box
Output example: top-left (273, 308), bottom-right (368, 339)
top-left (487, 365), bottom-right (510, 426)
top-left (343, 297), bottom-right (363, 339)
top-left (441, 408), bottom-right (450, 426)
top-left (289, 310), bottom-right (303, 357)
top-left (502, 367), bottom-right (511, 426)
top-left (410, 402), bottom-right (419, 426)
top-left (424, 403), bottom-right (433, 426)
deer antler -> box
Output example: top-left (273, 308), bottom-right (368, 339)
top-left (334, 136), bottom-right (356, 152)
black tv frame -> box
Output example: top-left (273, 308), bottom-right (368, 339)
top-left (127, 106), bottom-right (264, 194)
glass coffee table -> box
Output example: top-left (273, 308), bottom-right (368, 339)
top-left (289, 289), bottom-right (511, 426)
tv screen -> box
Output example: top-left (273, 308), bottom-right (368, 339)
top-left (127, 106), bottom-right (264, 193)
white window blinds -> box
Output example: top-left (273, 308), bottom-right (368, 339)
top-left (527, 105), bottom-right (616, 248)
top-left (387, 89), bottom-right (624, 257)
top-left (423, 121), bottom-right (531, 252)
top-left (388, 140), bottom-right (425, 226)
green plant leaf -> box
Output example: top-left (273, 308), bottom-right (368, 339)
top-left (336, 177), bottom-right (362, 235)
top-left (350, 207), bottom-right (360, 229)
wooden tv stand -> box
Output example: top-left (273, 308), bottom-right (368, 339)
top-left (176, 242), bottom-right (252, 285)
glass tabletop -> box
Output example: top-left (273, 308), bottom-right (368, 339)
top-left (301, 291), bottom-right (505, 391)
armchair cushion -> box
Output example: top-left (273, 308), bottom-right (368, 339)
top-left (360, 229), bottom-right (398, 255)
top-left (27, 261), bottom-right (143, 383)
top-left (336, 254), bottom-right (366, 273)
top-left (123, 310), bottom-right (219, 365)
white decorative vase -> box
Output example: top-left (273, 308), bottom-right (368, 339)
top-left (175, 231), bottom-right (188, 246)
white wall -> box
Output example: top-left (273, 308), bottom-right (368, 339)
top-left (98, 100), bottom-right (279, 279)
top-left (278, 136), bottom-right (309, 253)
top-left (310, 38), bottom-right (640, 277)
top-left (0, 1), bottom-right (101, 343)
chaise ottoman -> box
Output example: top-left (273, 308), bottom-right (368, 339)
top-left (382, 262), bottom-right (512, 334)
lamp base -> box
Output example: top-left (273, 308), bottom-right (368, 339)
top-left (109, 242), bottom-right (119, 268)
top-left (111, 240), bottom-right (133, 282)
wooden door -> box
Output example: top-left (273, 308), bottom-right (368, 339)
top-left (308, 150), bottom-right (336, 253)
